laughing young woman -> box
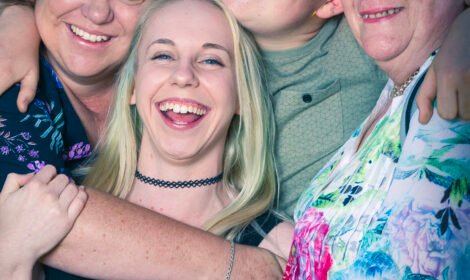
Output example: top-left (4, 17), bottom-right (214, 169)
top-left (0, 0), bottom-right (293, 279)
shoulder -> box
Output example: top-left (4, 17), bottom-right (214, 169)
top-left (401, 109), bottom-right (470, 177)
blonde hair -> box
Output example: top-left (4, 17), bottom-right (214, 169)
top-left (83, 0), bottom-right (277, 240)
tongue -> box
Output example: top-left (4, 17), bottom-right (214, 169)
top-left (165, 111), bottom-right (201, 124)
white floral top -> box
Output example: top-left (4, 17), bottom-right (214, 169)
top-left (283, 55), bottom-right (470, 280)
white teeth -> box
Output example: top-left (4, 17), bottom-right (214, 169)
top-left (159, 102), bottom-right (206, 116)
top-left (70, 24), bottom-right (110, 42)
top-left (361, 8), bottom-right (400, 19)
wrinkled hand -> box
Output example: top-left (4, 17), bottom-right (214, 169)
top-left (0, 5), bottom-right (40, 112)
top-left (417, 9), bottom-right (470, 123)
top-left (0, 165), bottom-right (87, 270)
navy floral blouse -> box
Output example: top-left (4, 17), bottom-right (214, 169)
top-left (0, 58), bottom-right (92, 279)
top-left (0, 58), bottom-right (91, 187)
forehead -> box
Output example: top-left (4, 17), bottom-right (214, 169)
top-left (141, 0), bottom-right (234, 51)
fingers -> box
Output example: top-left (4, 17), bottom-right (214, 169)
top-left (29, 165), bottom-right (58, 185)
top-left (436, 71), bottom-right (459, 120)
top-left (58, 182), bottom-right (88, 220)
top-left (48, 173), bottom-right (72, 197)
top-left (2, 172), bottom-right (34, 195)
top-left (457, 75), bottom-right (470, 120)
top-left (31, 165), bottom-right (87, 219)
top-left (17, 68), bottom-right (39, 113)
top-left (67, 186), bottom-right (88, 220)
top-left (58, 180), bottom-right (79, 208)
top-left (416, 65), bottom-right (436, 124)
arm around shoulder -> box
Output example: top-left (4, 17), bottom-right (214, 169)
top-left (0, 2), bottom-right (39, 112)
top-left (43, 188), bottom-right (284, 279)
top-left (417, 8), bottom-right (470, 122)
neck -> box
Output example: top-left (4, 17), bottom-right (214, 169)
top-left (378, 28), bottom-right (446, 84)
top-left (63, 82), bottom-right (114, 146)
top-left (55, 71), bottom-right (115, 147)
top-left (44, 52), bottom-right (117, 145)
top-left (129, 136), bottom-right (230, 227)
top-left (254, 16), bottom-right (326, 51)
top-left (381, 53), bottom-right (428, 85)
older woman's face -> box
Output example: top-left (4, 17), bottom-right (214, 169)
top-left (35, 0), bottom-right (147, 81)
top-left (341, 0), bottom-right (462, 68)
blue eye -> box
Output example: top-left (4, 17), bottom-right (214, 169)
top-left (152, 54), bottom-right (173, 61)
top-left (202, 58), bottom-right (224, 66)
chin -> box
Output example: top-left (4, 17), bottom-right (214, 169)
top-left (361, 36), bottom-right (407, 65)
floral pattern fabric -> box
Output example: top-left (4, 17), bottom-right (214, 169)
top-left (283, 56), bottom-right (470, 279)
top-left (0, 58), bottom-right (91, 187)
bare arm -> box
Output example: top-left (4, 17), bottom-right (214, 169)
top-left (43, 188), bottom-right (283, 279)
top-left (0, 3), bottom-right (39, 112)
top-left (417, 8), bottom-right (470, 122)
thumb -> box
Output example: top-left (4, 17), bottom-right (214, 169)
top-left (2, 172), bottom-right (35, 195)
top-left (416, 64), bottom-right (437, 124)
top-left (17, 68), bottom-right (39, 113)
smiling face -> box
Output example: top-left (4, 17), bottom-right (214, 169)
top-left (340, 0), bottom-right (463, 81)
top-left (35, 0), bottom-right (146, 83)
top-left (132, 0), bottom-right (238, 165)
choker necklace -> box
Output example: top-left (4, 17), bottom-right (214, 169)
top-left (135, 170), bottom-right (223, 188)
top-left (390, 69), bottom-right (420, 98)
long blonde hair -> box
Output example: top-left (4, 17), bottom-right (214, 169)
top-left (83, 0), bottom-right (277, 240)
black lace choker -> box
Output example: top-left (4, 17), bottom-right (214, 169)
top-left (135, 170), bottom-right (223, 188)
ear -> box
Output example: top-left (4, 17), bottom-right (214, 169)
top-left (315, 0), bottom-right (344, 19)
top-left (130, 88), bottom-right (136, 105)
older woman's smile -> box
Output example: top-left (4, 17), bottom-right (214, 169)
top-left (69, 24), bottom-right (111, 43)
top-left (360, 7), bottom-right (402, 22)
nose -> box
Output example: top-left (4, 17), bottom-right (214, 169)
top-left (170, 61), bottom-right (199, 88)
top-left (81, 0), bottom-right (114, 25)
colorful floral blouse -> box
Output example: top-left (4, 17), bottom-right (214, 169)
top-left (0, 57), bottom-right (91, 187)
top-left (283, 56), bottom-right (470, 279)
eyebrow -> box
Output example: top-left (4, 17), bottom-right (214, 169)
top-left (146, 39), bottom-right (230, 54)
top-left (202, 43), bottom-right (230, 54)
top-left (146, 38), bottom-right (175, 52)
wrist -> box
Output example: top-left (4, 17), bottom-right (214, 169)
top-left (0, 257), bottom-right (35, 280)
top-left (0, 240), bottom-right (37, 277)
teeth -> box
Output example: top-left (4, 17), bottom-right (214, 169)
top-left (70, 25), bottom-right (110, 42)
top-left (362, 8), bottom-right (400, 19)
top-left (159, 102), bottom-right (206, 116)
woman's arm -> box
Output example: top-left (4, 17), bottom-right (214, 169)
top-left (0, 3), bottom-right (39, 112)
top-left (417, 8), bottom-right (470, 123)
top-left (39, 187), bottom-right (283, 279)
